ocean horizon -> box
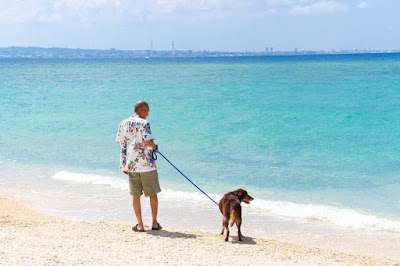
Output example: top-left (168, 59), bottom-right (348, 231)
top-left (1, 54), bottom-right (400, 245)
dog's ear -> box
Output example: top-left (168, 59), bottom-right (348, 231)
top-left (236, 190), bottom-right (243, 198)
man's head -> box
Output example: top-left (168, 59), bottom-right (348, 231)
top-left (135, 100), bottom-right (150, 119)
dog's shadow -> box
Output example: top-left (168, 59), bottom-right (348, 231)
top-left (146, 229), bottom-right (199, 239)
top-left (146, 229), bottom-right (257, 245)
top-left (230, 235), bottom-right (257, 245)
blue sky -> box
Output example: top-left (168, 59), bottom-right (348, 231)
top-left (1, 0), bottom-right (399, 51)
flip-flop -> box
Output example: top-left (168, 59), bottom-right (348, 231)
top-left (132, 224), bottom-right (145, 232)
top-left (152, 223), bottom-right (162, 230)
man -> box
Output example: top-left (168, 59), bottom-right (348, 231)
top-left (115, 100), bottom-right (162, 232)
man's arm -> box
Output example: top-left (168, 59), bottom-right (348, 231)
top-left (145, 139), bottom-right (159, 152)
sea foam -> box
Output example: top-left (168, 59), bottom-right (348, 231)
top-left (251, 199), bottom-right (400, 232)
top-left (51, 171), bottom-right (400, 232)
top-left (52, 171), bottom-right (127, 190)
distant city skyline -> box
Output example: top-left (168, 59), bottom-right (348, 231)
top-left (2, 46), bottom-right (399, 60)
top-left (1, 1), bottom-right (399, 51)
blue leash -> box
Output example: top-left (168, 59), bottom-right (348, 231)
top-left (152, 148), bottom-right (218, 206)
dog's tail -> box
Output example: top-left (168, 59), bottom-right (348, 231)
top-left (229, 210), bottom-right (236, 227)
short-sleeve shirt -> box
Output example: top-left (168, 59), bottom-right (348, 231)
top-left (115, 114), bottom-right (156, 172)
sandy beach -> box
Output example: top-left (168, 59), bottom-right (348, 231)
top-left (1, 196), bottom-right (398, 265)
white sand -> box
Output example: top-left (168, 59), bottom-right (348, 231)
top-left (1, 196), bottom-right (398, 265)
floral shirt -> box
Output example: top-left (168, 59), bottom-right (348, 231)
top-left (115, 114), bottom-right (156, 172)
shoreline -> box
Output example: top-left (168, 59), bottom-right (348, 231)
top-left (1, 195), bottom-right (399, 265)
top-left (2, 165), bottom-right (400, 262)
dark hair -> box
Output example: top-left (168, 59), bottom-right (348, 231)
top-left (134, 100), bottom-right (149, 112)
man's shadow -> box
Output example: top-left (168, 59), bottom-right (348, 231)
top-left (146, 229), bottom-right (198, 239)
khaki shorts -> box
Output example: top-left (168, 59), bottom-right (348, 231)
top-left (128, 170), bottom-right (161, 197)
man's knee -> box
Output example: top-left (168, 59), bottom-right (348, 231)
top-left (132, 196), bottom-right (141, 203)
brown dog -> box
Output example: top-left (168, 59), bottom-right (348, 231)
top-left (219, 189), bottom-right (254, 241)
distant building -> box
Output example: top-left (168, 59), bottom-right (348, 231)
top-left (1, 46), bottom-right (398, 59)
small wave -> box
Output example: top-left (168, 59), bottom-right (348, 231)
top-left (52, 171), bottom-right (222, 202)
top-left (52, 171), bottom-right (127, 190)
top-left (159, 189), bottom-right (221, 204)
top-left (250, 199), bottom-right (400, 232)
top-left (51, 171), bottom-right (400, 232)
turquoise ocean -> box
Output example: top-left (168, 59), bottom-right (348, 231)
top-left (1, 54), bottom-right (400, 254)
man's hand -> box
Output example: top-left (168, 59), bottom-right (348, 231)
top-left (145, 139), bottom-right (159, 153)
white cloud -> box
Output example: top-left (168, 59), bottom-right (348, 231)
top-left (0, 0), bottom-right (290, 25)
top-left (155, 0), bottom-right (216, 11)
top-left (265, 8), bottom-right (278, 14)
top-left (53, 0), bottom-right (109, 10)
top-left (289, 1), bottom-right (348, 15)
top-left (265, 0), bottom-right (294, 6)
top-left (0, 1), bottom-right (58, 23)
top-left (357, 1), bottom-right (368, 8)
top-left (0, 0), bottom-right (351, 26)
top-left (0, 0), bottom-right (128, 24)
top-left (37, 13), bottom-right (62, 23)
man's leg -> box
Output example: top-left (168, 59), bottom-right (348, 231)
top-left (132, 196), bottom-right (144, 230)
top-left (150, 194), bottom-right (158, 228)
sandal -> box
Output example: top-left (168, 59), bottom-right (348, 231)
top-left (132, 224), bottom-right (145, 232)
top-left (152, 223), bottom-right (162, 230)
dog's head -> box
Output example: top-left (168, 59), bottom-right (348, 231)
top-left (234, 189), bottom-right (254, 204)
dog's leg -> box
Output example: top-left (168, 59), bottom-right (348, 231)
top-left (237, 221), bottom-right (242, 241)
top-left (237, 209), bottom-right (243, 241)
top-left (223, 215), bottom-right (229, 241)
top-left (225, 226), bottom-right (229, 242)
